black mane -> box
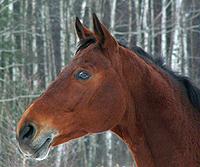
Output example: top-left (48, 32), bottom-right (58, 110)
top-left (131, 45), bottom-right (200, 111)
top-left (76, 38), bottom-right (200, 110)
top-left (76, 37), bottom-right (96, 53)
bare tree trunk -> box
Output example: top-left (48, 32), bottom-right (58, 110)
top-left (102, 0), bottom-right (111, 28)
top-left (165, 0), bottom-right (173, 66)
top-left (143, 0), bottom-right (149, 51)
top-left (154, 0), bottom-right (162, 57)
top-left (136, 0), bottom-right (142, 46)
top-left (182, 13), bottom-right (188, 75)
top-left (190, 0), bottom-right (200, 84)
top-left (48, 0), bottom-right (61, 75)
top-left (55, 145), bottom-right (63, 167)
top-left (110, 0), bottom-right (117, 32)
top-left (35, 0), bottom-right (45, 89)
top-left (65, 0), bottom-right (71, 64)
top-left (22, 157), bottom-right (26, 167)
top-left (128, 0), bottom-right (132, 47)
top-left (161, 0), bottom-right (167, 58)
top-left (150, 0), bottom-right (155, 55)
top-left (171, 1), bottom-right (181, 72)
top-left (24, 0), bottom-right (34, 89)
top-left (60, 0), bottom-right (66, 67)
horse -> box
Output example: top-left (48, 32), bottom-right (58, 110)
top-left (16, 14), bottom-right (200, 167)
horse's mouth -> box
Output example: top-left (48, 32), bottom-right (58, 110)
top-left (30, 137), bottom-right (53, 160)
top-left (18, 133), bottom-right (56, 161)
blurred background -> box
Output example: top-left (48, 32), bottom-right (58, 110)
top-left (0, 0), bottom-right (200, 167)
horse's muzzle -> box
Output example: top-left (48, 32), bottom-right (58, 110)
top-left (16, 123), bottom-right (57, 160)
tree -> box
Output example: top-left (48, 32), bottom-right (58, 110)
top-left (48, 0), bottom-right (61, 75)
top-left (0, 0), bottom-right (200, 166)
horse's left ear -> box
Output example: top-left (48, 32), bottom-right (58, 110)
top-left (75, 17), bottom-right (94, 40)
top-left (92, 13), bottom-right (118, 49)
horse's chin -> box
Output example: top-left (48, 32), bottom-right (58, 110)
top-left (51, 129), bottom-right (88, 147)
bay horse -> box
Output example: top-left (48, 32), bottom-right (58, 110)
top-left (16, 14), bottom-right (200, 167)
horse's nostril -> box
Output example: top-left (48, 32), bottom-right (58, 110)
top-left (19, 123), bottom-right (36, 142)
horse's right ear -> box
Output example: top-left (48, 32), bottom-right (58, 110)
top-left (75, 17), bottom-right (93, 40)
top-left (92, 13), bottom-right (118, 50)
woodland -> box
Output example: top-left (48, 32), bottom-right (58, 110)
top-left (0, 0), bottom-right (200, 167)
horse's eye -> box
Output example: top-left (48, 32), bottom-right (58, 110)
top-left (75, 70), bottom-right (91, 80)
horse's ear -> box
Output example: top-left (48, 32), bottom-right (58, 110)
top-left (75, 17), bottom-right (93, 40)
top-left (92, 13), bottom-right (117, 49)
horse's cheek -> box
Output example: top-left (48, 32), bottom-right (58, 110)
top-left (85, 81), bottom-right (125, 132)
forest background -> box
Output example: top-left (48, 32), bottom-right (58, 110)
top-left (0, 0), bottom-right (200, 167)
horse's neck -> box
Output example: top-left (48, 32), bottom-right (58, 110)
top-left (112, 48), bottom-right (200, 167)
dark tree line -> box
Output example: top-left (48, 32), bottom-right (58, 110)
top-left (0, 0), bottom-right (199, 167)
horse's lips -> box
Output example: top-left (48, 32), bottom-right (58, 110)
top-left (17, 130), bottom-right (58, 161)
top-left (30, 137), bottom-right (52, 160)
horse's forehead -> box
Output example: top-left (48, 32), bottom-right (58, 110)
top-left (73, 49), bottom-right (108, 68)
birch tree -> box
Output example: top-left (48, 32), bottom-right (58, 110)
top-left (0, 0), bottom-right (200, 167)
